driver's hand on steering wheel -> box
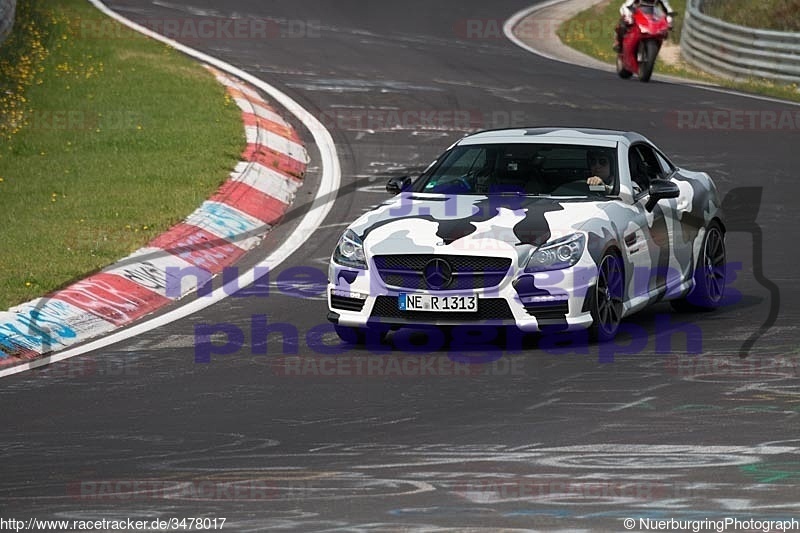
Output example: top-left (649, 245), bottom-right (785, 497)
top-left (587, 175), bottom-right (611, 193)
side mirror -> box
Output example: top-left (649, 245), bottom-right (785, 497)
top-left (386, 175), bottom-right (412, 194)
top-left (645, 179), bottom-right (680, 212)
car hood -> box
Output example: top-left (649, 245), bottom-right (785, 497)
top-left (349, 193), bottom-right (609, 260)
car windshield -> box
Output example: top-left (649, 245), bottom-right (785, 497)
top-left (413, 143), bottom-right (618, 197)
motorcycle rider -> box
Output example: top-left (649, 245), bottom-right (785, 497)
top-left (613, 0), bottom-right (676, 52)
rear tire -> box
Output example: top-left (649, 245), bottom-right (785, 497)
top-left (589, 252), bottom-right (625, 342)
top-left (671, 222), bottom-right (726, 312)
top-left (616, 55), bottom-right (633, 79)
top-left (638, 39), bottom-right (660, 82)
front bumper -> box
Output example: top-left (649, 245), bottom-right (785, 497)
top-left (327, 256), bottom-right (597, 332)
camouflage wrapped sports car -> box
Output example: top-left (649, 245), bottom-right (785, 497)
top-left (327, 128), bottom-right (726, 343)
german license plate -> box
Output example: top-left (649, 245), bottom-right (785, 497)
top-left (398, 294), bottom-right (478, 312)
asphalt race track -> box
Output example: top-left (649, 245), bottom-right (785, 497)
top-left (2, 1), bottom-right (799, 531)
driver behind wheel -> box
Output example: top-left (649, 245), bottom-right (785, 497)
top-left (586, 149), bottom-right (616, 194)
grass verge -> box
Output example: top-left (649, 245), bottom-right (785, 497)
top-left (556, 0), bottom-right (800, 103)
top-left (0, 0), bottom-right (244, 310)
top-left (703, 0), bottom-right (800, 32)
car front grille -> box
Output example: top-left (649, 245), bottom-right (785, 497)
top-left (373, 255), bottom-right (512, 291)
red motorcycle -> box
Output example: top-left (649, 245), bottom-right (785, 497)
top-left (616, 2), bottom-right (672, 82)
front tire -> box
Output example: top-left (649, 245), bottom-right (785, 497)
top-left (589, 252), bottom-right (625, 342)
top-left (334, 324), bottom-right (366, 344)
top-left (671, 222), bottom-right (726, 311)
top-left (638, 39), bottom-right (660, 82)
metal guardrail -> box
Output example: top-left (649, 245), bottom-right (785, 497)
top-left (680, 0), bottom-right (800, 84)
top-left (0, 0), bottom-right (16, 46)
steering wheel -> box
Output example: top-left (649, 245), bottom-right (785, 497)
top-left (455, 175), bottom-right (473, 191)
top-left (429, 176), bottom-right (472, 193)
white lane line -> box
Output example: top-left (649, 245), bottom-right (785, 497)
top-left (608, 396), bottom-right (656, 412)
top-left (0, 1), bottom-right (341, 379)
top-left (525, 398), bottom-right (560, 410)
top-left (317, 222), bottom-right (352, 230)
top-left (502, 0), bottom-right (580, 65)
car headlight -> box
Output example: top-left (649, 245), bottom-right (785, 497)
top-left (524, 233), bottom-right (586, 272)
top-left (332, 229), bottom-right (368, 269)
